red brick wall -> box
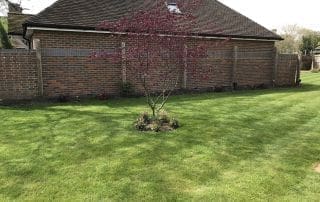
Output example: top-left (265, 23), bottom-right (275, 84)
top-left (0, 50), bottom-right (38, 100)
top-left (277, 54), bottom-right (298, 86)
top-left (0, 30), bottom-right (293, 99)
top-left (186, 38), bottom-right (275, 90)
top-left (124, 37), bottom-right (184, 93)
top-left (32, 31), bottom-right (122, 97)
top-left (114, 37), bottom-right (277, 93)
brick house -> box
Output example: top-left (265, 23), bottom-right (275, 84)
top-left (0, 0), bottom-right (300, 100)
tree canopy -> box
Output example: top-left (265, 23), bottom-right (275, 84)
top-left (0, 20), bottom-right (12, 49)
top-left (276, 24), bottom-right (320, 55)
top-left (300, 33), bottom-right (320, 55)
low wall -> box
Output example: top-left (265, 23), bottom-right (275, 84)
top-left (0, 45), bottom-right (300, 101)
top-left (41, 48), bottom-right (121, 98)
top-left (301, 56), bottom-right (312, 70)
top-left (277, 54), bottom-right (299, 86)
top-left (0, 49), bottom-right (38, 100)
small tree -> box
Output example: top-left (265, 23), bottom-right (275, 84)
top-left (0, 21), bottom-right (12, 49)
top-left (276, 25), bottom-right (302, 54)
top-left (300, 34), bottom-right (320, 55)
top-left (94, 0), bottom-right (229, 120)
top-left (275, 25), bottom-right (320, 55)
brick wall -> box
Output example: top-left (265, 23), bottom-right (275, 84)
top-left (125, 37), bottom-right (280, 92)
top-left (277, 54), bottom-right (299, 86)
top-left (184, 39), bottom-right (277, 90)
top-left (32, 31), bottom-right (122, 97)
top-left (301, 56), bottom-right (312, 70)
top-left (0, 30), bottom-right (299, 100)
top-left (0, 49), bottom-right (38, 100)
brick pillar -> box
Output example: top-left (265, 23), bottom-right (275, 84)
top-left (183, 45), bottom-right (188, 89)
top-left (232, 46), bottom-right (238, 90)
top-left (121, 42), bottom-right (127, 83)
top-left (296, 54), bottom-right (302, 86)
top-left (33, 39), bottom-right (43, 96)
top-left (273, 48), bottom-right (279, 87)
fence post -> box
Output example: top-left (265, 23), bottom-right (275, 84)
top-left (311, 53), bottom-right (315, 70)
top-left (121, 42), bottom-right (127, 83)
top-left (34, 39), bottom-right (43, 97)
top-left (296, 54), bottom-right (302, 86)
top-left (231, 46), bottom-right (238, 91)
top-left (183, 44), bottom-right (188, 89)
top-left (316, 55), bottom-right (320, 69)
top-left (273, 48), bottom-right (279, 87)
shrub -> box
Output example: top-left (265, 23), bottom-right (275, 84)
top-left (147, 122), bottom-right (161, 132)
top-left (158, 111), bottom-right (170, 124)
top-left (96, 93), bottom-right (108, 100)
top-left (120, 82), bottom-right (135, 97)
top-left (134, 111), bottom-right (179, 132)
top-left (170, 118), bottom-right (180, 129)
top-left (135, 112), bottom-right (151, 131)
top-left (57, 95), bottom-right (70, 103)
top-left (0, 21), bottom-right (12, 49)
top-left (255, 83), bottom-right (267, 89)
top-left (135, 118), bottom-right (148, 131)
top-left (214, 86), bottom-right (224, 92)
top-left (141, 112), bottom-right (151, 123)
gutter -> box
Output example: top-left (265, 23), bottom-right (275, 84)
top-left (23, 23), bottom-right (283, 42)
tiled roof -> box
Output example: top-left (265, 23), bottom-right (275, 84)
top-left (24, 0), bottom-right (282, 40)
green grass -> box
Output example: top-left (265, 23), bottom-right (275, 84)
top-left (0, 72), bottom-right (320, 201)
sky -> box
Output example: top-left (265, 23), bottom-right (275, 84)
top-left (3, 0), bottom-right (320, 32)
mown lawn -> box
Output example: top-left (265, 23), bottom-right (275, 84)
top-left (0, 72), bottom-right (320, 201)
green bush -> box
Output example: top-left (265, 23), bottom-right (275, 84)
top-left (135, 112), bottom-right (151, 131)
top-left (0, 21), bottom-right (12, 49)
top-left (158, 111), bottom-right (170, 124)
top-left (120, 82), bottom-right (135, 97)
top-left (170, 118), bottom-right (180, 129)
top-left (135, 118), bottom-right (148, 131)
top-left (147, 122), bottom-right (161, 132)
top-left (134, 111), bottom-right (179, 132)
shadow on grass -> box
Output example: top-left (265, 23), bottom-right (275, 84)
top-left (1, 79), bottom-right (320, 199)
top-left (1, 83), bottom-right (319, 111)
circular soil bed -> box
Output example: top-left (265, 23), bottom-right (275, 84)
top-left (134, 112), bottom-right (179, 132)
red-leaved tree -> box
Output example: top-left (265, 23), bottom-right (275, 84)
top-left (94, 0), bottom-right (229, 117)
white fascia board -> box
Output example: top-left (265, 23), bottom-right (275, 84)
top-left (26, 26), bottom-right (279, 42)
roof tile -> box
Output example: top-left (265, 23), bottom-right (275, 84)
top-left (25, 0), bottom-right (282, 40)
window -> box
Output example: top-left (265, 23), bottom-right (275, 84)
top-left (166, 2), bottom-right (182, 14)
